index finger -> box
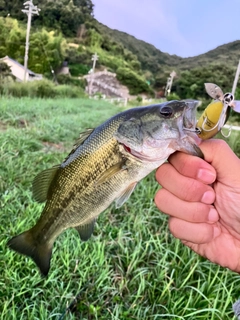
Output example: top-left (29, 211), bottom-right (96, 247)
top-left (168, 151), bottom-right (216, 184)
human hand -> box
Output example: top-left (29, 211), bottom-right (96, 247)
top-left (155, 139), bottom-right (240, 272)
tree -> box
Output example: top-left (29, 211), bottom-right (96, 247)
top-left (73, 0), bottom-right (94, 15)
top-left (0, 62), bottom-right (14, 83)
top-left (0, 0), bottom-right (94, 37)
top-left (116, 66), bottom-right (153, 95)
top-left (28, 29), bottom-right (66, 75)
top-left (0, 17), bottom-right (25, 61)
top-left (175, 64), bottom-right (235, 99)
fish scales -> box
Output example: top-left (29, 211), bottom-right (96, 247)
top-left (34, 140), bottom-right (124, 241)
top-left (7, 101), bottom-right (203, 276)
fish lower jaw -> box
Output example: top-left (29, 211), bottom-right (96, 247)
top-left (120, 143), bottom-right (175, 164)
top-left (130, 149), bottom-right (174, 163)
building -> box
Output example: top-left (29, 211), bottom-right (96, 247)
top-left (0, 56), bottom-right (43, 82)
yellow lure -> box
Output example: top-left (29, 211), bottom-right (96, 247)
top-left (197, 101), bottom-right (225, 140)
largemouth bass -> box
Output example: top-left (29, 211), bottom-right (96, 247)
top-left (7, 100), bottom-right (203, 276)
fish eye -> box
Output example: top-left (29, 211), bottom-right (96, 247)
top-left (160, 106), bottom-right (173, 118)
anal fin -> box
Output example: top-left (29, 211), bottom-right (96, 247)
top-left (75, 219), bottom-right (96, 241)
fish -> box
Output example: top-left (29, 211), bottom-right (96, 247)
top-left (7, 100), bottom-right (203, 276)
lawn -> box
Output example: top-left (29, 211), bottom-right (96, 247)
top-left (0, 97), bottom-right (239, 319)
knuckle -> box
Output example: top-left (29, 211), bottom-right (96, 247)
top-left (191, 203), bottom-right (208, 223)
top-left (181, 179), bottom-right (202, 201)
top-left (215, 139), bottom-right (228, 149)
top-left (155, 163), bottom-right (170, 184)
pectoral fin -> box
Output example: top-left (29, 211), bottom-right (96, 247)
top-left (75, 219), bottom-right (96, 241)
top-left (32, 165), bottom-right (60, 203)
top-left (95, 161), bottom-right (126, 186)
top-left (115, 182), bottom-right (137, 208)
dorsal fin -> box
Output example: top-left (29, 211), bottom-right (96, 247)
top-left (74, 128), bottom-right (95, 147)
top-left (63, 128), bottom-right (94, 162)
top-left (32, 165), bottom-right (60, 203)
top-left (75, 219), bottom-right (96, 241)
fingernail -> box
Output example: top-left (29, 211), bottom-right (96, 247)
top-left (208, 208), bottom-right (219, 222)
top-left (201, 190), bottom-right (215, 204)
top-left (197, 169), bottom-right (216, 183)
top-left (213, 226), bottom-right (221, 238)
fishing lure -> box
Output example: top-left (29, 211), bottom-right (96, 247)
top-left (196, 83), bottom-right (240, 140)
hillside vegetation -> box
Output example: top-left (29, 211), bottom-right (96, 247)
top-left (0, 0), bottom-right (239, 98)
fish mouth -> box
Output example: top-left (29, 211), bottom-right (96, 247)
top-left (177, 100), bottom-right (204, 158)
top-left (182, 100), bottom-right (199, 130)
top-left (182, 100), bottom-right (202, 145)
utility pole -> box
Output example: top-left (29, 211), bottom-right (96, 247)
top-left (232, 59), bottom-right (240, 96)
top-left (165, 70), bottom-right (176, 97)
top-left (22, 0), bottom-right (40, 82)
top-left (89, 53), bottom-right (99, 95)
top-left (91, 53), bottom-right (98, 73)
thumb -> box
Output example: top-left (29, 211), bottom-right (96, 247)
top-left (199, 139), bottom-right (240, 185)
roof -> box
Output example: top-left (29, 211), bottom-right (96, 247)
top-left (0, 56), bottom-right (39, 76)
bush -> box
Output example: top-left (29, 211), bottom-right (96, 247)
top-left (116, 67), bottom-right (151, 95)
top-left (56, 74), bottom-right (87, 89)
top-left (2, 81), bottom-right (31, 97)
top-left (68, 63), bottom-right (90, 76)
top-left (34, 79), bottom-right (56, 98)
top-left (166, 93), bottom-right (180, 101)
top-left (54, 85), bottom-right (85, 98)
top-left (136, 96), bottom-right (142, 103)
top-left (0, 79), bottom-right (87, 98)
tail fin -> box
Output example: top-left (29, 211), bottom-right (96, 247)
top-left (7, 230), bottom-right (52, 276)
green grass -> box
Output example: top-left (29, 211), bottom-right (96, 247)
top-left (0, 97), bottom-right (239, 320)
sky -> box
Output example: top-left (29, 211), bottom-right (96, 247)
top-left (93, 0), bottom-right (240, 58)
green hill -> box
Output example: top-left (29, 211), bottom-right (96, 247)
top-left (181, 41), bottom-right (240, 69)
top-left (95, 21), bottom-right (240, 72)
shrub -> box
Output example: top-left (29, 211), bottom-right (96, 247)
top-left (116, 67), bottom-right (151, 95)
top-left (54, 85), bottom-right (85, 98)
top-left (68, 63), bottom-right (90, 76)
top-left (166, 93), bottom-right (180, 101)
top-left (0, 79), bottom-right (87, 98)
top-left (3, 81), bottom-right (31, 97)
top-left (136, 96), bottom-right (142, 103)
top-left (56, 74), bottom-right (87, 89)
top-left (33, 80), bottom-right (56, 98)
